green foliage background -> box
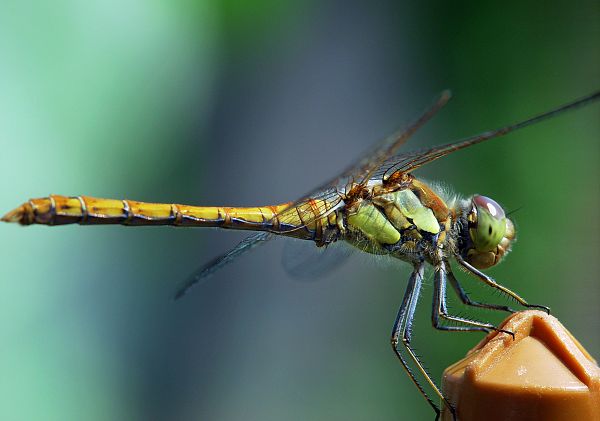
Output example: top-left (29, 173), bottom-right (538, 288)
top-left (1, 1), bottom-right (598, 420)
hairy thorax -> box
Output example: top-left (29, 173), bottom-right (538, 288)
top-left (343, 176), bottom-right (455, 264)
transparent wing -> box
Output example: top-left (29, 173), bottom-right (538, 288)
top-left (281, 238), bottom-right (353, 281)
top-left (170, 91), bottom-right (451, 295)
top-left (275, 90), bottom-right (600, 233)
top-left (273, 90), bottom-right (453, 232)
top-left (343, 90), bottom-right (452, 184)
top-left (331, 90), bottom-right (452, 184)
top-left (174, 232), bottom-right (273, 300)
top-left (275, 187), bottom-right (344, 235)
top-left (373, 90), bottom-right (600, 181)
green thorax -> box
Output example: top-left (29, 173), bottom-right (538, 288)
top-left (346, 183), bottom-right (444, 249)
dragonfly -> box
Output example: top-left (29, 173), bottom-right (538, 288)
top-left (3, 90), bottom-right (599, 420)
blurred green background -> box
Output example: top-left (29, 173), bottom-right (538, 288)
top-left (1, 1), bottom-right (598, 420)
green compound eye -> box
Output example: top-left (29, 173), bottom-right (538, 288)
top-left (470, 195), bottom-right (507, 252)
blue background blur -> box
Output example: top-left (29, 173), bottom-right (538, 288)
top-left (1, 1), bottom-right (598, 420)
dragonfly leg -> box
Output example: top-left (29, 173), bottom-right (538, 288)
top-left (447, 269), bottom-right (516, 313)
top-left (390, 262), bottom-right (456, 421)
top-left (456, 256), bottom-right (550, 314)
top-left (432, 261), bottom-right (515, 338)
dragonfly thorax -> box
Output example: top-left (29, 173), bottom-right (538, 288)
top-left (343, 177), bottom-right (452, 262)
top-left (457, 195), bottom-right (515, 269)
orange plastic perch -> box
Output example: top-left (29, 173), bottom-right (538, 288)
top-left (442, 310), bottom-right (600, 421)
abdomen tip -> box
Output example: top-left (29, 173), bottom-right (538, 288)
top-left (2, 205), bottom-right (28, 224)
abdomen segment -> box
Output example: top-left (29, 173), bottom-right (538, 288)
top-left (2, 195), bottom-right (292, 230)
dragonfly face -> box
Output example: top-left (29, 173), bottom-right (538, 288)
top-left (3, 90), bottom-right (599, 421)
top-left (460, 195), bottom-right (515, 270)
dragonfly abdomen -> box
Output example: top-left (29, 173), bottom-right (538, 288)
top-left (2, 195), bottom-right (293, 230)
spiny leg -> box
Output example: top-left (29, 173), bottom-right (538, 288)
top-left (447, 269), bottom-right (515, 313)
top-left (390, 263), bottom-right (455, 421)
top-left (432, 260), bottom-right (515, 338)
top-left (456, 256), bottom-right (550, 313)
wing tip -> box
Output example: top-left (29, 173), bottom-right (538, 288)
top-left (173, 287), bottom-right (189, 301)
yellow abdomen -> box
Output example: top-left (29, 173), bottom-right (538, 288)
top-left (2, 195), bottom-right (291, 229)
top-left (2, 195), bottom-right (343, 244)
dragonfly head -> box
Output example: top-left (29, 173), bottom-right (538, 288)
top-left (462, 195), bottom-right (515, 269)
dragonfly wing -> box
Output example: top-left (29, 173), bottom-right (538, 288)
top-left (272, 91), bottom-right (452, 231)
top-left (174, 232), bottom-right (273, 300)
top-left (281, 238), bottom-right (353, 281)
top-left (270, 90), bottom-right (600, 232)
top-left (375, 90), bottom-right (600, 181)
top-left (340, 90), bottom-right (451, 183)
top-left (275, 187), bottom-right (344, 235)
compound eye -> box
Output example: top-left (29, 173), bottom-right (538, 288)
top-left (473, 195), bottom-right (505, 220)
top-left (470, 195), bottom-right (507, 252)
